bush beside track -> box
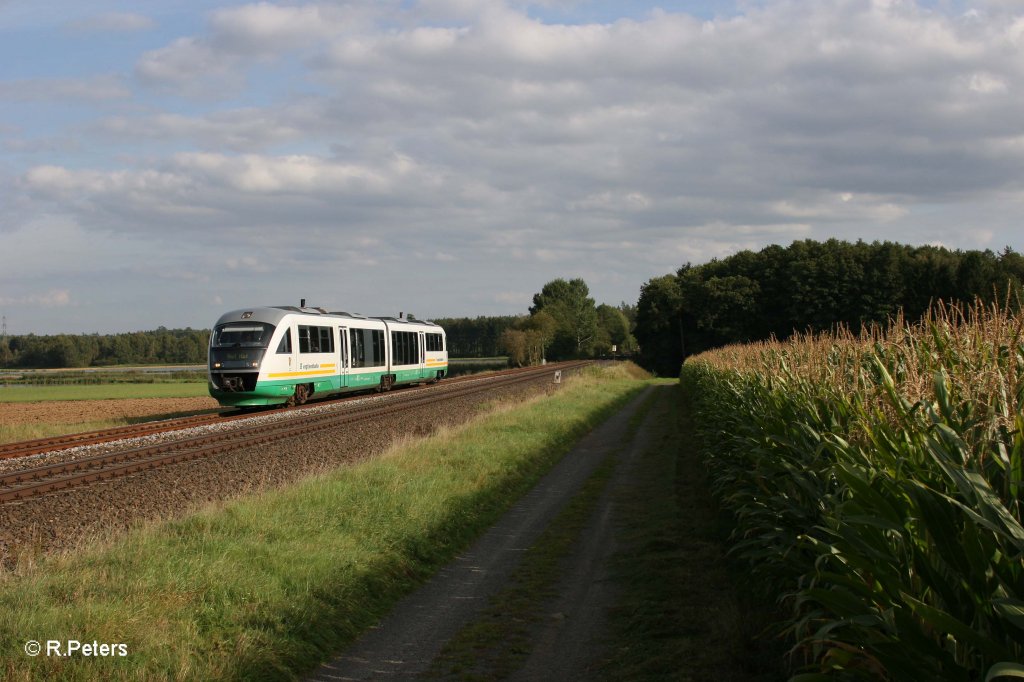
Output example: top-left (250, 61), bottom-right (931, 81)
top-left (0, 364), bottom-right (645, 681)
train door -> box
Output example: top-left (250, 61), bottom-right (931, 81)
top-left (338, 326), bottom-right (349, 389)
top-left (418, 331), bottom-right (425, 379)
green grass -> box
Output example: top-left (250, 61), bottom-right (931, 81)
top-left (0, 368), bottom-right (207, 386)
top-left (0, 383), bottom-right (210, 402)
top-left (601, 384), bottom-right (785, 681)
top-left (0, 364), bottom-right (646, 681)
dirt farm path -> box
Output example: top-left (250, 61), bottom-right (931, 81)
top-left (0, 397), bottom-right (218, 425)
top-left (307, 386), bottom-right (662, 681)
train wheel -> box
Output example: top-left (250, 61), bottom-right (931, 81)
top-left (286, 384), bottom-right (310, 407)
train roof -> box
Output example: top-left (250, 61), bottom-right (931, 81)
top-left (214, 306), bottom-right (441, 328)
top-left (371, 316), bottom-right (441, 327)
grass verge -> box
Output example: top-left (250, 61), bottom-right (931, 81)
top-left (600, 384), bottom-right (786, 681)
top-left (0, 383), bottom-right (211, 402)
top-left (0, 364), bottom-right (645, 681)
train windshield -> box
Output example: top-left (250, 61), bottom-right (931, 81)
top-left (213, 323), bottom-right (275, 348)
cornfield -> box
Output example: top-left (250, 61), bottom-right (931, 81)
top-left (681, 301), bottom-right (1024, 681)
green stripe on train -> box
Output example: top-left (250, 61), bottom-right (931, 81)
top-left (210, 367), bottom-right (446, 407)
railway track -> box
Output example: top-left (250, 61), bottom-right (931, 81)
top-left (0, 361), bottom-right (588, 504)
top-left (0, 412), bottom-right (229, 461)
top-left (0, 363), bottom-right (574, 462)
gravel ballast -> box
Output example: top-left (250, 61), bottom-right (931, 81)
top-left (0, 375), bottom-right (562, 568)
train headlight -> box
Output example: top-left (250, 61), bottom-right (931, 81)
top-left (250, 361), bottom-right (259, 368)
top-left (213, 362), bottom-right (222, 369)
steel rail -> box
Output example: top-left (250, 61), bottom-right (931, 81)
top-left (0, 363), bottom-right (572, 461)
top-left (0, 362), bottom-right (588, 504)
top-left (0, 413), bottom-right (228, 460)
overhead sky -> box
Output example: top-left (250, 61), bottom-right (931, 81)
top-left (2, 0), bottom-right (1023, 334)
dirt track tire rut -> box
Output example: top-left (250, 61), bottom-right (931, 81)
top-left (307, 386), bottom-right (658, 681)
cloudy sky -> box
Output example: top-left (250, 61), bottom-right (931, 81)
top-left (2, 0), bottom-right (1023, 334)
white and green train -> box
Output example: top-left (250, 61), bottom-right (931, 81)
top-left (208, 305), bottom-right (448, 408)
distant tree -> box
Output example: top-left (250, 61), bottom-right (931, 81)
top-left (617, 301), bottom-right (638, 328)
top-left (635, 274), bottom-right (685, 376)
top-left (595, 304), bottom-right (633, 355)
top-left (520, 310), bottom-right (557, 363)
top-left (500, 329), bottom-right (529, 367)
top-left (688, 275), bottom-right (760, 345)
top-left (529, 278), bottom-right (598, 359)
top-left (1, 328), bottom-right (210, 368)
top-left (432, 316), bottom-right (521, 357)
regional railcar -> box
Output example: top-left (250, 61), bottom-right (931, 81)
top-left (208, 305), bottom-right (447, 408)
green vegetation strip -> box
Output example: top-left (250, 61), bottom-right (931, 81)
top-left (0, 382), bottom-right (211, 403)
top-left (602, 385), bottom-right (784, 681)
top-left (0, 365), bottom-right (644, 681)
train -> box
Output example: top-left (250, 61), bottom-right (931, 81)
top-left (207, 304), bottom-right (447, 408)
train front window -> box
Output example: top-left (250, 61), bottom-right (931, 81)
top-left (213, 323), bottom-right (275, 348)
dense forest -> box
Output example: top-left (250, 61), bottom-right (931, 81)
top-left (0, 328), bottom-right (210, 369)
top-left (634, 239), bottom-right (1024, 375)
top-left (431, 316), bottom-right (521, 358)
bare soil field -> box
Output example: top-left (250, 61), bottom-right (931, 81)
top-left (0, 397), bottom-right (220, 425)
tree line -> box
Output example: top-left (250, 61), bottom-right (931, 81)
top-left (634, 239), bottom-right (1024, 376)
top-left (13, 239), bottom-right (1006, 373)
top-left (436, 279), bottom-right (637, 365)
top-left (2, 281), bottom-right (635, 369)
top-left (0, 328), bottom-right (210, 369)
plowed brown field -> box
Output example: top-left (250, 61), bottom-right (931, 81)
top-left (1, 397), bottom-right (220, 425)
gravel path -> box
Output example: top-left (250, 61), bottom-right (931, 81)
top-left (307, 385), bottom-right (660, 681)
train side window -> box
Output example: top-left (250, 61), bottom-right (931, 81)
top-left (318, 326), bottom-right (334, 353)
top-left (391, 331), bottom-right (419, 365)
top-left (371, 329), bottom-right (385, 366)
top-left (350, 328), bottom-right (364, 367)
top-left (277, 329), bottom-right (292, 354)
top-left (298, 326), bottom-right (311, 353)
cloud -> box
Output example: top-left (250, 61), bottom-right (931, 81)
top-left (0, 75), bottom-right (130, 101)
top-left (207, 2), bottom-right (344, 54)
top-left (0, 289), bottom-right (72, 307)
top-left (96, 109), bottom-right (308, 151)
top-left (133, 2), bottom-right (382, 93)
top-left (6, 0), bottom-right (1024, 332)
top-left (134, 36), bottom-right (236, 94)
top-left (66, 12), bottom-right (155, 33)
